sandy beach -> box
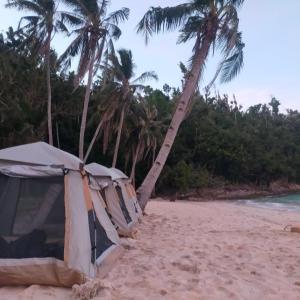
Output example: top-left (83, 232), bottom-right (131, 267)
top-left (2, 199), bottom-right (300, 300)
top-left (107, 199), bottom-right (300, 300)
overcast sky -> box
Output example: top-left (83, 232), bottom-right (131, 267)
top-left (0, 0), bottom-right (299, 111)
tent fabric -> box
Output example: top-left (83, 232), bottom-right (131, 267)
top-left (0, 258), bottom-right (85, 287)
top-left (115, 181), bottom-right (139, 223)
top-left (0, 142), bottom-right (82, 170)
top-left (102, 185), bottom-right (135, 236)
top-left (0, 143), bottom-right (123, 287)
top-left (89, 165), bottom-right (142, 221)
top-left (0, 165), bottom-right (64, 178)
top-left (85, 164), bottom-right (139, 237)
top-left (109, 167), bottom-right (128, 180)
top-left (109, 168), bottom-right (143, 219)
top-left (85, 163), bottom-right (113, 178)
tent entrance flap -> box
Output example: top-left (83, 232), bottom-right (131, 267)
top-left (0, 174), bottom-right (65, 260)
top-left (82, 174), bottom-right (115, 264)
top-left (116, 186), bottom-right (132, 224)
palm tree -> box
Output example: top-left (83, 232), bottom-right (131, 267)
top-left (59, 0), bottom-right (129, 160)
top-left (108, 49), bottom-right (158, 168)
top-left (136, 0), bottom-right (245, 210)
top-left (128, 100), bottom-right (163, 187)
top-left (84, 48), bottom-right (158, 165)
top-left (6, 0), bottom-right (65, 145)
top-left (83, 80), bottom-right (120, 162)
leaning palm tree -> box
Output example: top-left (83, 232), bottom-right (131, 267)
top-left (6, 0), bottom-right (66, 145)
top-left (84, 48), bottom-right (158, 165)
top-left (59, 0), bottom-right (129, 160)
top-left (136, 0), bottom-right (245, 210)
top-left (105, 49), bottom-right (158, 168)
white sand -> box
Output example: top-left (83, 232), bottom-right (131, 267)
top-left (107, 200), bottom-right (300, 300)
top-left (2, 199), bottom-right (300, 299)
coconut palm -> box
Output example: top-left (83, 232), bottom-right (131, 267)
top-left (83, 80), bottom-right (120, 162)
top-left (84, 48), bottom-right (158, 165)
top-left (59, 0), bottom-right (129, 160)
top-left (128, 100), bottom-right (163, 187)
top-left (136, 0), bottom-right (245, 210)
top-left (107, 49), bottom-right (158, 168)
top-left (6, 0), bottom-right (66, 145)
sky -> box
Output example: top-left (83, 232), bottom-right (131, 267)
top-left (0, 0), bottom-right (299, 112)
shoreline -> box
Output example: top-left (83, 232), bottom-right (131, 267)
top-left (158, 181), bottom-right (300, 202)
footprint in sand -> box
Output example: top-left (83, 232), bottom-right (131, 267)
top-left (171, 261), bottom-right (200, 274)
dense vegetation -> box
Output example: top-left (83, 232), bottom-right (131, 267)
top-left (1, 27), bottom-right (300, 194)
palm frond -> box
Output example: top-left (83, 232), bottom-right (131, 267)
top-left (133, 71), bottom-right (158, 83)
top-left (220, 42), bottom-right (244, 83)
top-left (99, 0), bottom-right (109, 16)
top-left (136, 3), bottom-right (194, 44)
top-left (6, 0), bottom-right (43, 15)
top-left (61, 12), bottom-right (85, 26)
top-left (62, 0), bottom-right (91, 18)
top-left (105, 7), bottom-right (130, 25)
top-left (55, 20), bottom-right (69, 34)
top-left (227, 0), bottom-right (245, 8)
top-left (105, 23), bottom-right (121, 40)
top-left (75, 32), bottom-right (92, 84)
top-left (177, 16), bottom-right (204, 43)
top-left (58, 32), bottom-right (84, 64)
top-left (117, 49), bottom-right (134, 80)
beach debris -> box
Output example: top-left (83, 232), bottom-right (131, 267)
top-left (72, 279), bottom-right (112, 300)
top-left (121, 237), bottom-right (137, 250)
top-left (284, 225), bottom-right (300, 233)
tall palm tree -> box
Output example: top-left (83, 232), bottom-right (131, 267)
top-left (59, 0), bottom-right (129, 160)
top-left (84, 48), bottom-right (158, 165)
top-left (136, 0), bottom-right (245, 210)
top-left (6, 0), bottom-right (65, 145)
top-left (107, 49), bottom-right (157, 168)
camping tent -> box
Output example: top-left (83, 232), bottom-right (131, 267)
top-left (110, 168), bottom-right (143, 220)
top-left (85, 163), bottom-right (139, 237)
top-left (0, 142), bottom-right (123, 287)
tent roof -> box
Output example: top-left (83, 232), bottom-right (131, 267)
top-left (85, 163), bottom-right (112, 178)
top-left (110, 168), bottom-right (128, 180)
top-left (0, 142), bottom-right (82, 170)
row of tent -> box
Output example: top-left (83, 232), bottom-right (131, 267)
top-left (0, 142), bottom-right (143, 287)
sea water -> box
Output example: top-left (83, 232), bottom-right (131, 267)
top-left (238, 194), bottom-right (300, 211)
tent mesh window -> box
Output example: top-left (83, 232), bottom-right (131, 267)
top-left (115, 186), bottom-right (132, 224)
top-left (0, 174), bottom-right (65, 260)
top-left (97, 188), bottom-right (116, 229)
top-left (87, 210), bottom-right (114, 264)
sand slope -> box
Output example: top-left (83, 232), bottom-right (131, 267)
top-left (1, 200), bottom-right (300, 300)
top-left (107, 200), bottom-right (300, 300)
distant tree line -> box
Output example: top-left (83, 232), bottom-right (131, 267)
top-left (1, 28), bottom-right (300, 194)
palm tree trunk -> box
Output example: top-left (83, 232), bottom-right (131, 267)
top-left (84, 118), bottom-right (104, 163)
top-left (112, 105), bottom-right (125, 168)
top-left (56, 121), bottom-right (60, 149)
top-left (79, 47), bottom-right (96, 160)
top-left (46, 32), bottom-right (53, 145)
top-left (205, 61), bottom-right (223, 93)
top-left (137, 36), bottom-right (213, 211)
top-left (130, 139), bottom-right (141, 185)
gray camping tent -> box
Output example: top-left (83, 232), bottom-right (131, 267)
top-left (110, 168), bottom-right (143, 220)
top-left (85, 163), bottom-right (140, 237)
top-left (0, 142), bottom-right (123, 287)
